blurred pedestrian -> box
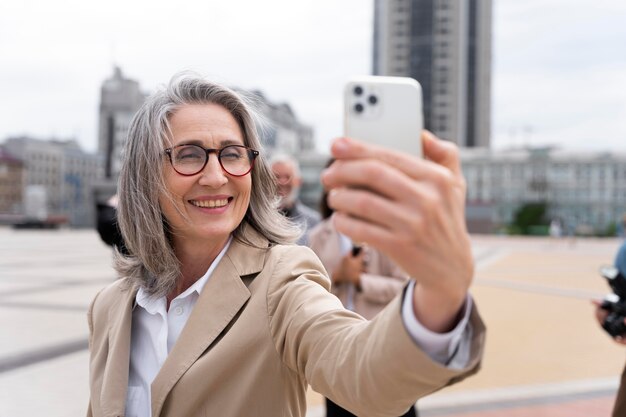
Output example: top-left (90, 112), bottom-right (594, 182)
top-left (271, 153), bottom-right (320, 245)
top-left (95, 194), bottom-right (127, 254)
top-left (592, 240), bottom-right (626, 417)
top-left (549, 218), bottom-right (562, 239)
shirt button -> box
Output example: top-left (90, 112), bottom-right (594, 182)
top-left (174, 306), bottom-right (184, 316)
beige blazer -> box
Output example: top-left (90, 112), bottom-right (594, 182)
top-left (87, 225), bottom-right (485, 417)
top-left (308, 219), bottom-right (409, 320)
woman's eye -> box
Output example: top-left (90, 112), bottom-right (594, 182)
top-left (221, 148), bottom-right (244, 160)
top-left (176, 149), bottom-right (203, 161)
top-left (221, 152), bottom-right (241, 160)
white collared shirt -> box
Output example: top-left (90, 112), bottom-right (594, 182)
top-left (125, 238), bottom-right (232, 417)
top-left (125, 238), bottom-right (472, 417)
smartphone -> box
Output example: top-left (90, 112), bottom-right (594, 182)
top-left (343, 76), bottom-right (423, 157)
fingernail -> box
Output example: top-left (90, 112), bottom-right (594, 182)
top-left (332, 137), bottom-right (350, 155)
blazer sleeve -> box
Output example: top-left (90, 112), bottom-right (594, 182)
top-left (266, 245), bottom-right (485, 417)
top-left (86, 288), bottom-right (103, 417)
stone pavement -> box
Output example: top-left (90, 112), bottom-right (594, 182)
top-left (0, 228), bottom-right (624, 416)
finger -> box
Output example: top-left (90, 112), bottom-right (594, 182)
top-left (329, 135), bottom-right (460, 182)
top-left (593, 301), bottom-right (608, 322)
top-left (323, 158), bottom-right (417, 202)
top-left (332, 212), bottom-right (458, 287)
top-left (421, 130), bottom-right (463, 177)
top-left (332, 212), bottom-right (406, 255)
top-left (322, 158), bottom-right (457, 208)
top-left (327, 186), bottom-right (430, 234)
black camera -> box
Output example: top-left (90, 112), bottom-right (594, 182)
top-left (600, 265), bottom-right (626, 337)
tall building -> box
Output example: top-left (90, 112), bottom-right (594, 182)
top-left (3, 136), bottom-right (103, 227)
top-left (98, 66), bottom-right (147, 181)
top-left (373, 0), bottom-right (492, 147)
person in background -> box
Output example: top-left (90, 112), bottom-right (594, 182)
top-left (309, 163), bottom-right (417, 417)
top-left (593, 240), bottom-right (626, 417)
top-left (271, 153), bottom-right (320, 245)
top-left (549, 218), bottom-right (562, 239)
top-left (86, 73), bottom-right (485, 417)
top-left (95, 194), bottom-right (128, 254)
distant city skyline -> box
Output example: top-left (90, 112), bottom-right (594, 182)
top-left (1, 0), bottom-right (625, 153)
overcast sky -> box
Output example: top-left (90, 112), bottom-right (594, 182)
top-left (1, 0), bottom-right (625, 154)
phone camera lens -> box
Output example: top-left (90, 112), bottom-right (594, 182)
top-left (353, 86), bottom-right (363, 96)
top-left (354, 103), bottom-right (364, 113)
top-left (368, 95), bottom-right (378, 105)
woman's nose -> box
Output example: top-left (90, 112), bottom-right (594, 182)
top-left (197, 155), bottom-right (228, 187)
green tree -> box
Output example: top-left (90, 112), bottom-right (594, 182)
top-left (510, 202), bottom-right (549, 235)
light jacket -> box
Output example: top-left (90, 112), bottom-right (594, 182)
top-left (87, 224), bottom-right (485, 417)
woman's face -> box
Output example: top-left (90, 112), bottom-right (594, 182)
top-left (160, 103), bottom-right (252, 249)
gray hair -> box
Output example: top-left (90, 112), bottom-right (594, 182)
top-left (269, 152), bottom-right (301, 177)
top-left (115, 72), bottom-right (301, 297)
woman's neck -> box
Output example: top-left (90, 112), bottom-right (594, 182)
top-left (167, 235), bottom-right (230, 307)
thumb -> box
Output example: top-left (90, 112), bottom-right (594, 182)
top-left (422, 130), bottom-right (462, 177)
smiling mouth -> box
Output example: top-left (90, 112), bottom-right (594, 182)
top-left (189, 198), bottom-right (231, 208)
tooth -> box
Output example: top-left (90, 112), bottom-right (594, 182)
top-left (191, 199), bottom-right (229, 208)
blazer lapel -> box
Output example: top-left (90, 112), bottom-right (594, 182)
top-left (150, 226), bottom-right (268, 417)
top-left (100, 284), bottom-right (137, 417)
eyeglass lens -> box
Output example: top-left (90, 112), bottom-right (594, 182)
top-left (170, 144), bottom-right (255, 176)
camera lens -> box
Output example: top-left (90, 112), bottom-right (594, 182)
top-left (353, 86), bottom-right (363, 96)
top-left (353, 103), bottom-right (364, 113)
top-left (368, 95), bottom-right (378, 105)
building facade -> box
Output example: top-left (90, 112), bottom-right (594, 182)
top-left (0, 147), bottom-right (24, 220)
top-left (98, 66), bottom-right (147, 181)
top-left (242, 90), bottom-right (324, 210)
top-left (235, 89), bottom-right (315, 156)
top-left (462, 147), bottom-right (626, 235)
top-left (2, 137), bottom-right (103, 227)
top-left (373, 0), bottom-right (492, 148)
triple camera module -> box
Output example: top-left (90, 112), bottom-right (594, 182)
top-left (352, 85), bottom-right (379, 114)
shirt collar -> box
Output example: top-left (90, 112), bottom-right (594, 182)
top-left (134, 236), bottom-right (233, 313)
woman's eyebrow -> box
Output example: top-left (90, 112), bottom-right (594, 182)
top-left (174, 138), bottom-right (243, 147)
top-left (219, 139), bottom-right (244, 146)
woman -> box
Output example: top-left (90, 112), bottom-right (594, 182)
top-left (87, 73), bottom-right (485, 417)
top-left (309, 171), bottom-right (416, 417)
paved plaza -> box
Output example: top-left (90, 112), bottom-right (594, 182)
top-left (0, 227), bottom-right (625, 416)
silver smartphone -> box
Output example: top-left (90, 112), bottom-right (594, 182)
top-left (343, 76), bottom-right (423, 158)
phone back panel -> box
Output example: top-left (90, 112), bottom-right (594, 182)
top-left (344, 76), bottom-right (423, 157)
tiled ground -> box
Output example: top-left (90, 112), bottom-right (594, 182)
top-left (1, 228), bottom-right (624, 417)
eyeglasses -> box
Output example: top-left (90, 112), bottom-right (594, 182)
top-left (164, 144), bottom-right (259, 177)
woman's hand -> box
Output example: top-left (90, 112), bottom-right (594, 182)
top-left (321, 131), bottom-right (473, 333)
top-left (592, 299), bottom-right (626, 345)
top-left (332, 252), bottom-right (365, 287)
